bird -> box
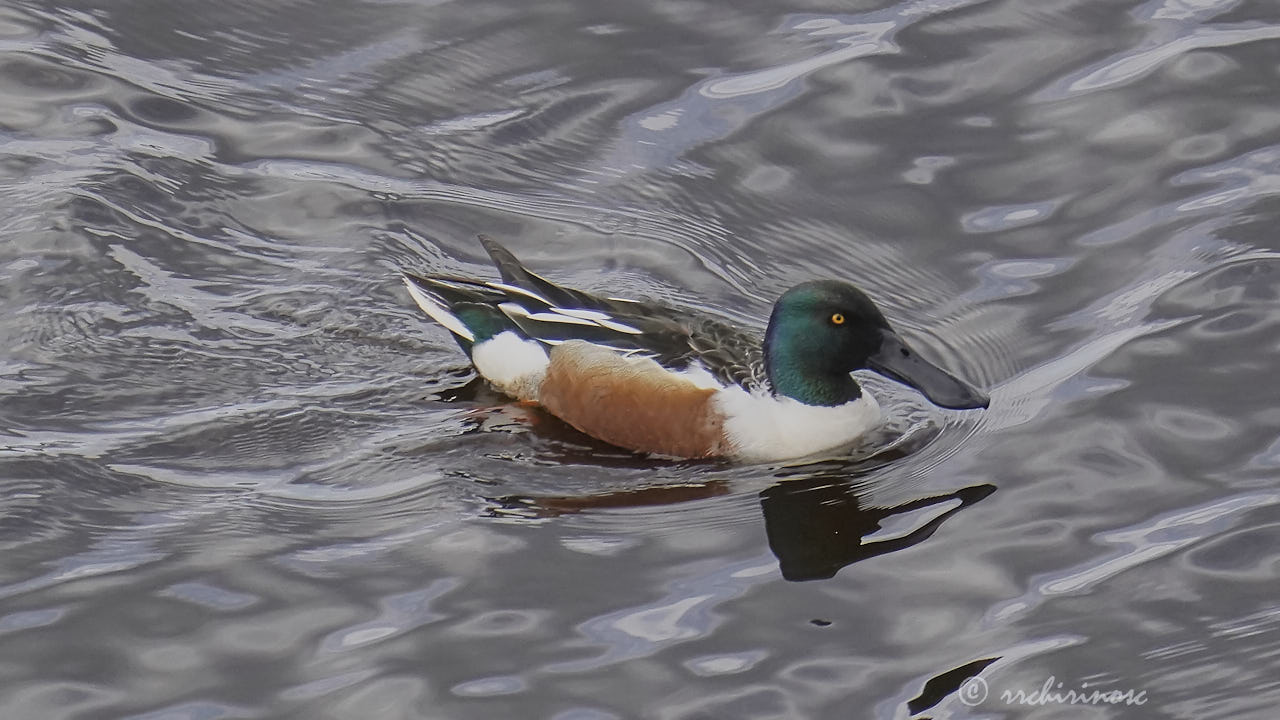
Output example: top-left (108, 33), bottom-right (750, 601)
top-left (402, 235), bottom-right (988, 462)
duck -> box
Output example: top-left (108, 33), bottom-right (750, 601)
top-left (402, 235), bottom-right (988, 462)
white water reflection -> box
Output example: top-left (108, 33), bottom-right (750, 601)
top-left (549, 555), bottom-right (776, 672)
top-left (987, 491), bottom-right (1280, 625)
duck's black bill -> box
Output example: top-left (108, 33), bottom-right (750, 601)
top-left (867, 332), bottom-right (990, 410)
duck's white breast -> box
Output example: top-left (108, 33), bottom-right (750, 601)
top-left (712, 387), bottom-right (882, 463)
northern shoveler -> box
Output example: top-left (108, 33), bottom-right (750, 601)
top-left (403, 235), bottom-right (989, 462)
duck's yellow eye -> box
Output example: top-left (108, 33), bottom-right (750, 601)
top-left (831, 312), bottom-right (845, 325)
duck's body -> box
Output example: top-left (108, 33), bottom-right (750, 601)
top-left (403, 235), bottom-right (987, 462)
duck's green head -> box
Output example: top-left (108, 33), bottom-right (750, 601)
top-left (763, 280), bottom-right (989, 409)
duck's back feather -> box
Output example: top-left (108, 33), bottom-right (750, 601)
top-left (408, 236), bottom-right (771, 392)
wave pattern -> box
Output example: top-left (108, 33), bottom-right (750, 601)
top-left (1, 0), bottom-right (1278, 717)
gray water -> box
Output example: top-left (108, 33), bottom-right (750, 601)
top-left (2, 0), bottom-right (1280, 718)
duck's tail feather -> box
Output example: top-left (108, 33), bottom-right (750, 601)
top-left (402, 274), bottom-right (523, 353)
top-left (403, 274), bottom-right (475, 341)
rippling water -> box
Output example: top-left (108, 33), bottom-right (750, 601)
top-left (3, 0), bottom-right (1279, 717)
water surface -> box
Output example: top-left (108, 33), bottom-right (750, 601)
top-left (2, 0), bottom-right (1280, 718)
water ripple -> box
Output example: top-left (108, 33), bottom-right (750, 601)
top-left (3, 0), bottom-right (1280, 717)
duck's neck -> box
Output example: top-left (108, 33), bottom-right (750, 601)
top-left (764, 325), bottom-right (863, 407)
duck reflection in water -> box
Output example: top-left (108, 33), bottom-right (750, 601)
top-left (759, 475), bottom-right (994, 581)
top-left (490, 472), bottom-right (995, 582)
